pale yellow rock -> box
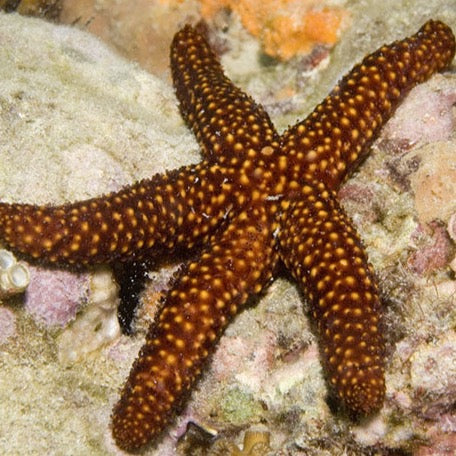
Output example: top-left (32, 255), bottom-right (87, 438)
top-left (0, 12), bottom-right (199, 207)
top-left (409, 141), bottom-right (456, 224)
top-left (57, 267), bottom-right (120, 365)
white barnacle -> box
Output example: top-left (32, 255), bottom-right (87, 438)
top-left (0, 249), bottom-right (30, 298)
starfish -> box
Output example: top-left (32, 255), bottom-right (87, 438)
top-left (0, 19), bottom-right (454, 452)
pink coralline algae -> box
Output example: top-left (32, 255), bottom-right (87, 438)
top-left (0, 306), bottom-right (16, 344)
top-left (407, 222), bottom-right (454, 275)
top-left (416, 433), bottom-right (456, 456)
top-left (337, 183), bottom-right (378, 224)
top-left (411, 332), bottom-right (456, 455)
top-left (211, 331), bottom-right (276, 387)
top-left (24, 266), bottom-right (89, 328)
top-left (382, 75), bottom-right (456, 146)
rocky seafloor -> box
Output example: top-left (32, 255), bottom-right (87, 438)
top-left (0, 1), bottom-right (455, 454)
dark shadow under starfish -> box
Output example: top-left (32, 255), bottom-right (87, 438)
top-left (0, 20), bottom-right (454, 452)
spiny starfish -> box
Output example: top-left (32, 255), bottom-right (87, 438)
top-left (0, 20), bottom-right (454, 452)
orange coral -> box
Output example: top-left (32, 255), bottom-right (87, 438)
top-left (200, 0), bottom-right (348, 60)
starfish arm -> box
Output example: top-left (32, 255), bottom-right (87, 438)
top-left (281, 19), bottom-right (455, 190)
top-left (111, 205), bottom-right (279, 451)
top-left (278, 182), bottom-right (385, 415)
top-left (0, 160), bottom-right (235, 265)
top-left (171, 25), bottom-right (280, 160)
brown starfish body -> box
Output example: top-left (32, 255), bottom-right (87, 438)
top-left (0, 20), bottom-right (454, 452)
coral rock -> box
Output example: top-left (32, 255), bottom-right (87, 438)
top-left (24, 266), bottom-right (88, 328)
top-left (200, 0), bottom-right (348, 60)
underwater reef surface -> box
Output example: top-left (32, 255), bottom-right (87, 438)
top-left (0, 2), bottom-right (455, 454)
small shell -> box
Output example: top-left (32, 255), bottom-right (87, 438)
top-left (0, 249), bottom-right (30, 298)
